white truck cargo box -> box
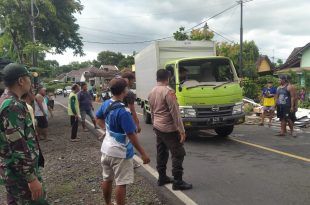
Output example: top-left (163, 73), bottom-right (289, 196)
top-left (135, 40), bottom-right (216, 100)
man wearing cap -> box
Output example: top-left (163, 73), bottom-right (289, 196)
top-left (260, 80), bottom-right (277, 126)
top-left (0, 63), bottom-right (49, 204)
top-left (275, 75), bottom-right (295, 137)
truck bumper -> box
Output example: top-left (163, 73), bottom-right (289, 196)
top-left (182, 113), bottom-right (245, 129)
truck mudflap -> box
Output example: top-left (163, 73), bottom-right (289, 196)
top-left (182, 113), bottom-right (245, 128)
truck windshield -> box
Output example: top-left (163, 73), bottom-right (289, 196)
top-left (178, 58), bottom-right (235, 84)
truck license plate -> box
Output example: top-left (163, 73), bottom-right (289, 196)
top-left (213, 117), bottom-right (220, 123)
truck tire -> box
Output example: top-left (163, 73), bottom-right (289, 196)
top-left (214, 125), bottom-right (234, 137)
top-left (143, 107), bottom-right (152, 124)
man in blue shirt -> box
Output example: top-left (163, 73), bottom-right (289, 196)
top-left (78, 82), bottom-right (98, 131)
top-left (260, 80), bottom-right (277, 126)
top-left (96, 78), bottom-right (150, 205)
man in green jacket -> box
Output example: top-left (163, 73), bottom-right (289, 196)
top-left (68, 84), bottom-right (81, 142)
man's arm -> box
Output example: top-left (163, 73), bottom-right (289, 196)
top-left (35, 95), bottom-right (46, 116)
top-left (128, 103), bottom-right (141, 132)
top-left (127, 133), bottom-right (150, 164)
top-left (165, 90), bottom-right (186, 142)
top-left (274, 88), bottom-right (279, 106)
top-left (148, 94), bottom-right (154, 123)
top-left (288, 85), bottom-right (295, 112)
top-left (95, 105), bottom-right (106, 130)
top-left (96, 118), bottom-right (105, 129)
top-left (70, 96), bottom-right (77, 116)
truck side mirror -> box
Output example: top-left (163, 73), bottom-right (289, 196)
top-left (178, 86), bottom-right (182, 92)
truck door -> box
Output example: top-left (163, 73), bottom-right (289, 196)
top-left (165, 64), bottom-right (176, 91)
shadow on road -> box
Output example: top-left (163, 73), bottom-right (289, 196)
top-left (186, 130), bottom-right (237, 145)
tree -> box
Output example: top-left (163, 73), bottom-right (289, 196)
top-left (118, 55), bottom-right (134, 69)
top-left (190, 24), bottom-right (214, 41)
top-left (277, 59), bottom-right (283, 66)
top-left (96, 51), bottom-right (125, 67)
top-left (173, 27), bottom-right (189, 41)
top-left (0, 0), bottom-right (84, 64)
top-left (216, 41), bottom-right (260, 78)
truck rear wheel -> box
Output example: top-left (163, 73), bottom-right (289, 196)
top-left (214, 125), bottom-right (234, 137)
top-left (143, 107), bottom-right (152, 124)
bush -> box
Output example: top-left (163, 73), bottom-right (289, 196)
top-left (244, 103), bottom-right (254, 114)
top-left (242, 78), bottom-right (260, 100)
top-left (299, 101), bottom-right (310, 109)
top-left (45, 82), bottom-right (71, 93)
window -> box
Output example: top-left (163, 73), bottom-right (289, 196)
top-left (178, 59), bottom-right (234, 83)
top-left (165, 64), bottom-right (176, 90)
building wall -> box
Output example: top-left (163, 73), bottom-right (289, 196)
top-left (301, 47), bottom-right (310, 67)
top-left (258, 59), bottom-right (271, 72)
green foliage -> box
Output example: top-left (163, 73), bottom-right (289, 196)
top-left (216, 41), bottom-right (260, 78)
top-left (242, 78), bottom-right (260, 100)
top-left (244, 103), bottom-right (254, 114)
top-left (0, 0), bottom-right (84, 63)
top-left (93, 51), bottom-right (134, 70)
top-left (173, 27), bottom-right (189, 41)
top-left (277, 59), bottom-right (283, 66)
top-left (299, 101), bottom-right (310, 109)
top-left (256, 75), bottom-right (279, 88)
top-left (190, 28), bottom-right (214, 41)
top-left (302, 70), bottom-right (310, 88)
top-left (118, 55), bottom-right (134, 69)
top-left (288, 70), bottom-right (298, 84)
top-left (45, 82), bottom-right (71, 93)
top-left (173, 26), bottom-right (214, 41)
top-left (95, 51), bottom-right (124, 67)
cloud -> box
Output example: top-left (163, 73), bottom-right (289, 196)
top-left (46, 0), bottom-right (310, 65)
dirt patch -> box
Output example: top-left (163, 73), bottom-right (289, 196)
top-left (1, 105), bottom-right (167, 205)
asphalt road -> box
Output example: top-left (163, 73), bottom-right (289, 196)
top-left (56, 96), bottom-right (310, 205)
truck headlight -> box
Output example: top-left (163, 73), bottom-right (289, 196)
top-left (233, 103), bottom-right (243, 114)
top-left (180, 107), bottom-right (196, 118)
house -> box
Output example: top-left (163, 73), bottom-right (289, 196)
top-left (256, 55), bottom-right (275, 75)
top-left (55, 65), bottom-right (120, 90)
top-left (65, 67), bottom-right (94, 83)
top-left (277, 43), bottom-right (310, 87)
top-left (84, 65), bottom-right (119, 88)
top-left (55, 73), bottom-right (66, 82)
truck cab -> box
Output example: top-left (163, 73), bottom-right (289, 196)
top-left (162, 56), bottom-right (245, 136)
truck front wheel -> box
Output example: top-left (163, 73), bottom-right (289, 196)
top-left (143, 107), bottom-right (152, 124)
top-left (214, 125), bottom-right (234, 137)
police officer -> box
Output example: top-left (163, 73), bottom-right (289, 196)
top-left (0, 63), bottom-right (49, 204)
top-left (148, 69), bottom-right (192, 190)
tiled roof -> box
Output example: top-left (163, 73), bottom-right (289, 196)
top-left (279, 43), bottom-right (310, 70)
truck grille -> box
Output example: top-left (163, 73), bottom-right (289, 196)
top-left (196, 106), bottom-right (233, 118)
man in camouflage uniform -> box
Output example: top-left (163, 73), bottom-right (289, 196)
top-left (0, 63), bottom-right (49, 205)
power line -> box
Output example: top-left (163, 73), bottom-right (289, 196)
top-left (80, 26), bottom-right (148, 39)
top-left (78, 2), bottom-right (234, 20)
top-left (186, 3), bottom-right (240, 32)
top-left (81, 3), bottom-right (241, 45)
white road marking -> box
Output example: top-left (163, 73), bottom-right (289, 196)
top-left (56, 101), bottom-right (198, 205)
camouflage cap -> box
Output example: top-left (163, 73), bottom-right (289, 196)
top-left (2, 63), bottom-right (31, 82)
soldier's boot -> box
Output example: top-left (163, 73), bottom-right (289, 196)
top-left (157, 171), bottom-right (173, 186)
top-left (172, 174), bottom-right (192, 190)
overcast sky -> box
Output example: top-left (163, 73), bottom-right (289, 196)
top-left (46, 0), bottom-right (310, 65)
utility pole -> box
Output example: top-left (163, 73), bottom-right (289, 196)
top-left (238, 0), bottom-right (253, 77)
top-left (31, 0), bottom-right (37, 67)
top-left (239, 0), bottom-right (243, 77)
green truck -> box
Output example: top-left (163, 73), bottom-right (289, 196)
top-left (135, 41), bottom-right (244, 137)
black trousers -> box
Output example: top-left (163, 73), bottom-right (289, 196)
top-left (154, 128), bottom-right (186, 180)
top-left (70, 116), bottom-right (78, 139)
